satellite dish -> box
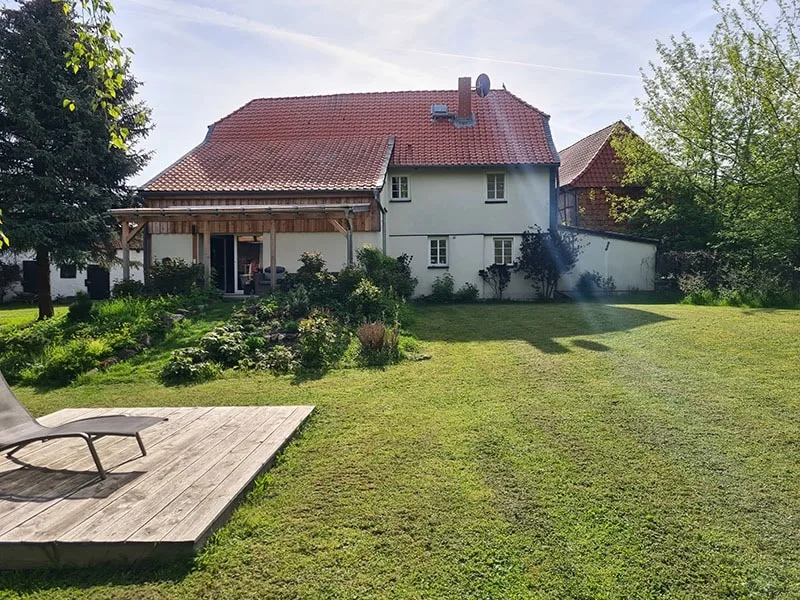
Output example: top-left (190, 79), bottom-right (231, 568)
top-left (476, 73), bottom-right (491, 97)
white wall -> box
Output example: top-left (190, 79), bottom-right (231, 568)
top-left (1, 250), bottom-right (144, 301)
top-left (383, 167), bottom-right (552, 299)
top-left (271, 232), bottom-right (381, 272)
top-left (382, 167), bottom-right (550, 237)
top-left (150, 234), bottom-right (193, 263)
top-left (560, 231), bottom-right (656, 292)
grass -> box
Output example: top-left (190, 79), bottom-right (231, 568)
top-left (0, 302), bottom-right (799, 599)
top-left (0, 305), bottom-right (68, 329)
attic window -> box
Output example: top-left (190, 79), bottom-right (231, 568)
top-left (487, 173), bottom-right (505, 202)
top-left (390, 175), bottom-right (410, 201)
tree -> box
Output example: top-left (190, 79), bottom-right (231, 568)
top-left (0, 0), bottom-right (150, 319)
top-left (478, 263), bottom-right (511, 300)
top-left (514, 226), bottom-right (582, 300)
top-left (623, 0), bottom-right (800, 290)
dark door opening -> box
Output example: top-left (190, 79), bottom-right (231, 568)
top-left (21, 261), bottom-right (37, 294)
top-left (210, 235), bottom-right (235, 293)
top-left (85, 265), bottom-right (110, 299)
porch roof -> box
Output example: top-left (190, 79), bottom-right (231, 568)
top-left (109, 203), bottom-right (372, 221)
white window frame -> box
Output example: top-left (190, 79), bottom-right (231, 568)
top-left (390, 175), bottom-right (411, 201)
top-left (428, 237), bottom-right (448, 267)
top-left (493, 237), bottom-right (513, 265)
top-left (486, 172), bottom-right (506, 202)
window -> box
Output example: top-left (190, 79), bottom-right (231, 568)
top-left (60, 265), bottom-right (77, 279)
top-left (559, 191), bottom-right (578, 226)
top-left (494, 238), bottom-right (513, 265)
top-left (429, 237), bottom-right (448, 267)
top-left (487, 173), bottom-right (505, 201)
top-left (390, 175), bottom-right (410, 201)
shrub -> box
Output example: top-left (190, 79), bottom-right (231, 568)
top-left (430, 273), bottom-right (455, 303)
top-left (199, 329), bottom-right (249, 368)
top-left (298, 312), bottom-right (349, 370)
top-left (454, 282), bottom-right (480, 302)
top-left (67, 291), bottom-right (94, 323)
top-left (148, 258), bottom-right (205, 296)
top-left (356, 321), bottom-right (400, 366)
top-left (575, 271), bottom-right (616, 299)
top-left (356, 246), bottom-right (417, 299)
top-left (285, 283), bottom-right (310, 319)
top-left (336, 264), bottom-right (366, 300)
top-left (25, 337), bottom-right (112, 385)
top-left (348, 279), bottom-right (385, 322)
top-left (112, 279), bottom-right (145, 298)
top-left (479, 263), bottom-right (512, 300)
top-left (159, 348), bottom-right (219, 386)
top-left (514, 226), bottom-right (583, 299)
top-left (260, 345), bottom-right (300, 375)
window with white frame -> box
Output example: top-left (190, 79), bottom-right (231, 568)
top-left (390, 175), bottom-right (410, 201)
top-left (493, 238), bottom-right (513, 265)
top-left (558, 191), bottom-right (578, 226)
top-left (486, 173), bottom-right (505, 201)
top-left (429, 237), bottom-right (448, 266)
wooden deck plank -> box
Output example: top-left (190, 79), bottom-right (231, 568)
top-left (127, 406), bottom-right (298, 542)
top-left (167, 405), bottom-right (314, 544)
top-left (0, 406), bottom-right (313, 568)
top-left (0, 407), bottom-right (224, 542)
top-left (0, 408), bottom-right (190, 535)
top-left (62, 407), bottom-right (294, 542)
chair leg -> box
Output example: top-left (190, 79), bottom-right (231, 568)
top-left (135, 433), bottom-right (147, 456)
top-left (84, 436), bottom-right (106, 480)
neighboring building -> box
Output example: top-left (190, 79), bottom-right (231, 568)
top-left (1, 241), bottom-right (144, 302)
top-left (558, 121), bottom-right (644, 232)
top-left (111, 80), bottom-right (653, 298)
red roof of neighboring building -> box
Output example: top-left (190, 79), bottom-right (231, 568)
top-left (559, 121), bottom-right (632, 188)
top-left (143, 89), bottom-right (558, 194)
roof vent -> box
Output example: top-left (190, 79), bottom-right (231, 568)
top-left (430, 104), bottom-right (449, 119)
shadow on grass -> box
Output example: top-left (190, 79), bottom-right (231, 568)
top-left (0, 557), bottom-right (194, 593)
top-left (413, 303), bottom-right (674, 354)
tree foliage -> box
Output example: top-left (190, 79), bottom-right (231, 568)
top-left (616, 0), bottom-right (800, 289)
top-left (0, 0), bottom-right (150, 318)
top-left (514, 226), bottom-right (582, 300)
top-left (478, 263), bottom-right (511, 300)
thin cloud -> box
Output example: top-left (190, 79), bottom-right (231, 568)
top-left (130, 0), bottom-right (437, 87)
top-left (397, 48), bottom-right (641, 80)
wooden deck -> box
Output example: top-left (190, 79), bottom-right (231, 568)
top-left (0, 405), bottom-right (314, 569)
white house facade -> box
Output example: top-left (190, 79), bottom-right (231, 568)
top-left (113, 78), bottom-right (654, 299)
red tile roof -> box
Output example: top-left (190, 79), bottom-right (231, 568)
top-left (559, 121), bottom-right (631, 188)
top-left (143, 90), bottom-right (558, 194)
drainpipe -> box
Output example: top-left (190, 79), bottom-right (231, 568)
top-left (345, 209), bottom-right (354, 266)
top-left (373, 188), bottom-right (387, 254)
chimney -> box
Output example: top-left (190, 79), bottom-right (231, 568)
top-left (457, 76), bottom-right (472, 120)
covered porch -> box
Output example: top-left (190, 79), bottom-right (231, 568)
top-left (110, 202), bottom-right (376, 292)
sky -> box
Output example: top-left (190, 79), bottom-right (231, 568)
top-left (112, 0), bottom-right (722, 186)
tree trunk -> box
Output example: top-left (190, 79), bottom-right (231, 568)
top-left (36, 247), bottom-right (54, 320)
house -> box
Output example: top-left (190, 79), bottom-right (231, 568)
top-left (1, 240), bottom-right (144, 302)
top-left (111, 79), bottom-right (653, 298)
top-left (557, 121), bottom-right (656, 292)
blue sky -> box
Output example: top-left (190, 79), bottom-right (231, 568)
top-left (114, 0), bottom-right (720, 185)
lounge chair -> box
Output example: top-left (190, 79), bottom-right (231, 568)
top-left (0, 371), bottom-right (166, 479)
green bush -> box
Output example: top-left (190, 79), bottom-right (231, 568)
top-left (112, 279), bottom-right (145, 298)
top-left (285, 284), bottom-right (310, 318)
top-left (67, 291), bottom-right (94, 323)
top-left (430, 273), bottom-right (455, 303)
top-left (356, 321), bottom-right (400, 366)
top-left (24, 337), bottom-right (112, 385)
top-left (347, 279), bottom-right (384, 322)
top-left (260, 345), bottom-right (300, 375)
top-left (299, 312), bottom-right (349, 370)
top-left (159, 348), bottom-right (219, 386)
top-left (356, 246), bottom-right (417, 299)
top-left (335, 264), bottom-right (366, 300)
top-left (199, 329), bottom-right (249, 368)
top-left (454, 282), bottom-right (480, 302)
top-left (479, 263), bottom-right (511, 300)
top-left (148, 258), bottom-right (205, 296)
top-left (576, 271), bottom-right (616, 299)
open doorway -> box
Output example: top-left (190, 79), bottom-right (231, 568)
top-left (236, 235), bottom-right (263, 292)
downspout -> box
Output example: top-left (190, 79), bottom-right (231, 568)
top-left (550, 166), bottom-right (559, 232)
top-left (345, 209), bottom-right (354, 266)
top-left (374, 188), bottom-right (387, 254)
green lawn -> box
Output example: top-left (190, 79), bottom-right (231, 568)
top-left (0, 305), bottom-right (68, 329)
top-left (1, 303), bottom-right (798, 599)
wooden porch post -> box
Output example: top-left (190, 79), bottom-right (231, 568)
top-left (345, 210), bottom-right (354, 266)
top-left (121, 220), bottom-right (130, 281)
top-left (202, 221), bottom-right (211, 285)
top-left (270, 220), bottom-right (277, 290)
